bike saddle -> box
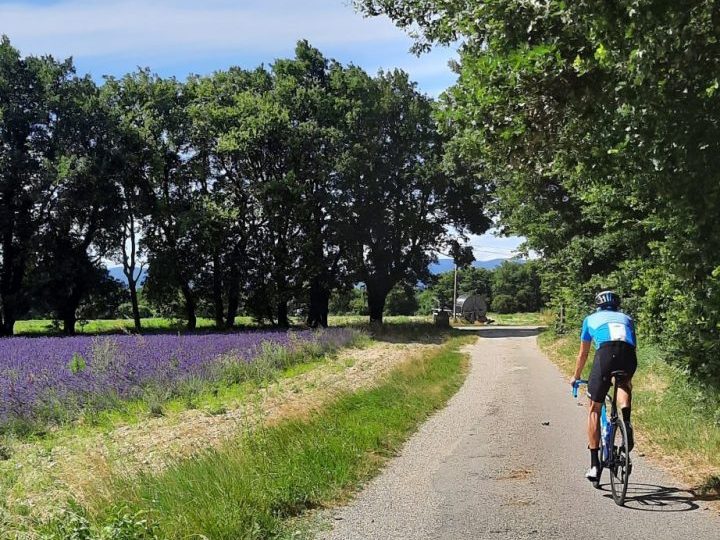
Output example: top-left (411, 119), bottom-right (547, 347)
top-left (611, 370), bottom-right (628, 381)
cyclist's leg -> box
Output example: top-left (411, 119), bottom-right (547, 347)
top-left (616, 378), bottom-right (632, 410)
top-left (614, 344), bottom-right (637, 450)
top-left (588, 400), bottom-right (602, 449)
top-left (586, 351), bottom-right (611, 479)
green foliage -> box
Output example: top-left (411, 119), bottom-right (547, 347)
top-left (361, 1), bottom-right (720, 378)
top-left (491, 295), bottom-right (517, 314)
top-left (68, 353), bottom-right (87, 375)
top-left (492, 261), bottom-right (543, 312)
top-left (422, 262), bottom-right (542, 313)
top-left (0, 36), bottom-right (488, 334)
top-left (385, 284), bottom-right (420, 316)
top-left (42, 508), bottom-right (157, 540)
top-left (424, 266), bottom-right (492, 309)
top-left (117, 302), bottom-right (153, 320)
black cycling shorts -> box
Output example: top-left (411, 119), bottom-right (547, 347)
top-left (588, 341), bottom-right (637, 403)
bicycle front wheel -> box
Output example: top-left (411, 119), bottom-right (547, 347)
top-left (609, 418), bottom-right (631, 505)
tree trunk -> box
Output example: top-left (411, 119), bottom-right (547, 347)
top-left (60, 302), bottom-right (78, 336)
top-left (0, 243), bottom-right (25, 337)
top-left (367, 284), bottom-right (389, 325)
top-left (63, 314), bottom-right (77, 336)
top-left (60, 286), bottom-right (84, 336)
top-left (181, 283), bottom-right (197, 331)
top-left (276, 299), bottom-right (290, 329)
top-left (226, 270), bottom-right (239, 329)
top-left (307, 277), bottom-right (330, 328)
top-left (0, 299), bottom-right (16, 336)
top-left (129, 281), bottom-right (142, 331)
top-left (0, 314), bottom-right (14, 337)
top-left (212, 252), bottom-right (225, 329)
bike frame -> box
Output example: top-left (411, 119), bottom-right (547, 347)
top-left (572, 380), bottom-right (616, 466)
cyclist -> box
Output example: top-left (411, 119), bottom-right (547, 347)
top-left (570, 290), bottom-right (637, 482)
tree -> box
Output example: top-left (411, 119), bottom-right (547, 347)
top-left (492, 261), bottom-right (542, 312)
top-left (0, 38), bottom-right (75, 335)
top-left (102, 71), bottom-right (161, 331)
top-left (30, 74), bottom-right (121, 335)
top-left (385, 283), bottom-right (419, 316)
top-left (339, 68), bottom-right (489, 324)
top-left (273, 42), bottom-right (353, 329)
top-left (136, 74), bottom-right (204, 331)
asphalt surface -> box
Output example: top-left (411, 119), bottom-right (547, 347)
top-left (321, 327), bottom-right (720, 539)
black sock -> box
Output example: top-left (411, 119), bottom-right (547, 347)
top-left (590, 448), bottom-right (599, 468)
top-left (621, 407), bottom-right (632, 423)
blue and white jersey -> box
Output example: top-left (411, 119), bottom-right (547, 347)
top-left (580, 310), bottom-right (636, 349)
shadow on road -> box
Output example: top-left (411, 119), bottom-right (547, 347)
top-left (458, 327), bottom-right (543, 338)
top-left (598, 483), bottom-right (706, 512)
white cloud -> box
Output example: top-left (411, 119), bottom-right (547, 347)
top-left (1, 0), bottom-right (458, 93)
top-left (1, 0), bottom-right (406, 58)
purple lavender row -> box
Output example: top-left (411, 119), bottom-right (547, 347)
top-left (0, 328), bottom-right (357, 430)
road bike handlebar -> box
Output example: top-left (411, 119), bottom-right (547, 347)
top-left (572, 379), bottom-right (589, 398)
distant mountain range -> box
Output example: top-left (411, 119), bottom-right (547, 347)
top-left (107, 266), bottom-right (147, 286)
top-left (106, 257), bottom-right (518, 287)
top-left (428, 258), bottom-right (520, 275)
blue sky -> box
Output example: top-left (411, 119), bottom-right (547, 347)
top-left (1, 0), bottom-right (525, 260)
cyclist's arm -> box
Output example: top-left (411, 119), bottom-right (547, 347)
top-left (571, 317), bottom-right (593, 384)
top-left (571, 340), bottom-right (592, 383)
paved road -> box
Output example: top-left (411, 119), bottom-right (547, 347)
top-left (322, 327), bottom-right (720, 539)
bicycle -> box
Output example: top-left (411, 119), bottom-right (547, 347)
top-left (572, 370), bottom-right (632, 506)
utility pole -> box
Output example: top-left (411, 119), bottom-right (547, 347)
top-left (453, 262), bottom-right (458, 322)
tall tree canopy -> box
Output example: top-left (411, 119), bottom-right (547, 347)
top-left (357, 1), bottom-right (720, 377)
top-left (1, 36), bottom-right (490, 333)
top-left (338, 68), bottom-right (489, 322)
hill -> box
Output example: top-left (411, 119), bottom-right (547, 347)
top-left (107, 266), bottom-right (147, 287)
top-left (428, 258), bottom-right (519, 275)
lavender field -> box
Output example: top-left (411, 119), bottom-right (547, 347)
top-left (0, 328), bottom-right (358, 432)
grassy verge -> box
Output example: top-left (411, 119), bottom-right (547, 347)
top-left (41, 335), bottom-right (474, 540)
top-left (12, 316), bottom-right (434, 336)
top-left (539, 331), bottom-right (720, 494)
top-left (13, 317), bottom-right (257, 335)
top-left (486, 311), bottom-right (551, 326)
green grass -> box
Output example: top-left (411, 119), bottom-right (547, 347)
top-left (12, 313), bottom-right (547, 336)
top-left (485, 311), bottom-right (550, 326)
top-left (42, 335), bottom-right (473, 540)
top-left (13, 317), bottom-right (258, 335)
top-left (12, 315), bottom-right (433, 336)
top-left (539, 331), bottom-right (720, 492)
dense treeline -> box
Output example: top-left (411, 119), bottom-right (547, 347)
top-left (416, 261), bottom-right (543, 315)
top-left (359, 1), bottom-right (720, 379)
top-left (329, 261), bottom-right (544, 316)
top-left (0, 37), bottom-right (488, 335)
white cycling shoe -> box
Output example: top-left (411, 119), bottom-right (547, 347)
top-left (585, 466), bottom-right (599, 482)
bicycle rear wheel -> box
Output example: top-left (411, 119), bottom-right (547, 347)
top-left (609, 418), bottom-right (631, 505)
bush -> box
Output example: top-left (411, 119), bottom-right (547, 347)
top-left (492, 294), bottom-right (518, 314)
top-left (385, 284), bottom-right (419, 316)
top-left (117, 302), bottom-right (153, 319)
